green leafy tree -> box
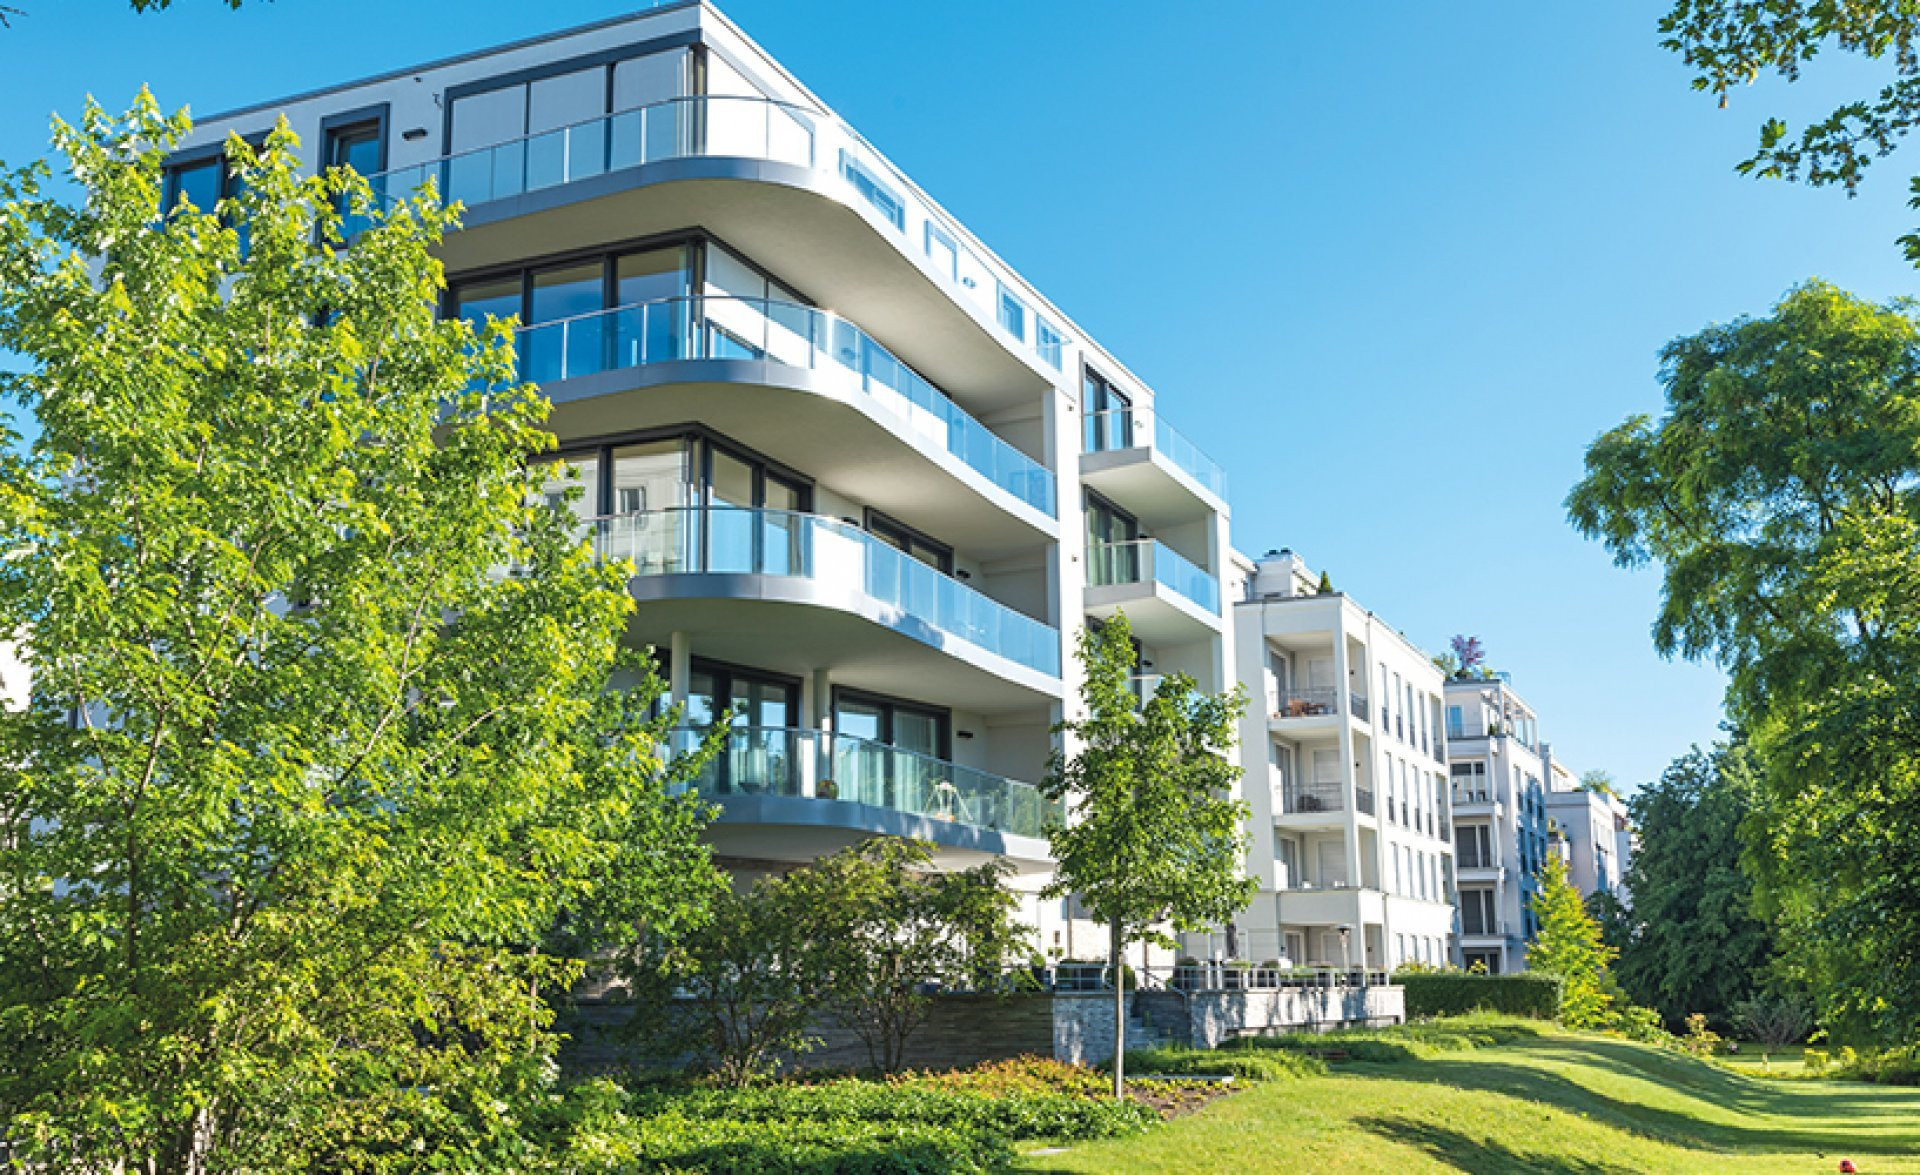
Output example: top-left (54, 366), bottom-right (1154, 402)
top-left (1528, 856), bottom-right (1619, 1029)
top-left (0, 96), bottom-right (719, 1170)
top-left (796, 839), bottom-right (1024, 1074)
top-left (1041, 614), bottom-right (1254, 1096)
top-left (1568, 278), bottom-right (1920, 1043)
top-left (1659, 2), bottom-right (1920, 259)
top-left (1611, 746), bottom-right (1774, 1027)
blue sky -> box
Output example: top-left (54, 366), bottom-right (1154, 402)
top-left (3, 1), bottom-right (1915, 792)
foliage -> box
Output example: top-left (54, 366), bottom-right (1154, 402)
top-left (1658, 1), bottom-right (1920, 260)
top-left (1606, 1002), bottom-right (1677, 1045)
top-left (1833, 1043), bottom-right (1920, 1086)
top-left (1232, 1013), bottom-right (1545, 1062)
top-left (601, 1112), bottom-right (1012, 1175)
top-left (644, 1080), bottom-right (1158, 1143)
top-left (1567, 279), bottom-right (1920, 1044)
top-left (0, 96), bottom-right (722, 1171)
top-left (1682, 1013), bottom-right (1727, 1057)
top-left (1040, 614), bottom-right (1253, 1094)
top-left (1529, 856), bottom-right (1620, 1028)
top-left (1315, 570), bottom-right (1335, 594)
top-left (1608, 745), bottom-right (1775, 1026)
top-left (1579, 769), bottom-right (1622, 800)
top-left (899, 1056), bottom-right (1110, 1099)
top-left (1116, 1046), bottom-right (1321, 1083)
top-left (796, 839), bottom-right (1026, 1074)
top-left (1733, 990), bottom-right (1818, 1047)
top-left (1450, 634), bottom-right (1487, 676)
top-left (1398, 973), bottom-right (1563, 1020)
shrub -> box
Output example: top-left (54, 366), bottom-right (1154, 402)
top-left (1605, 1003), bottom-right (1675, 1045)
top-left (1232, 1012), bottom-right (1543, 1062)
top-left (898, 1056), bottom-right (1107, 1099)
top-left (1681, 1013), bottom-right (1724, 1057)
top-left (1400, 972), bottom-right (1562, 1020)
top-left (642, 1081), bottom-right (1157, 1143)
top-left (1833, 1044), bottom-right (1920, 1086)
top-left (1116, 1046), bottom-right (1323, 1083)
top-left (617, 1113), bottom-right (1012, 1174)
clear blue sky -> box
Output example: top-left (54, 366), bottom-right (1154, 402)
top-left (3, 1), bottom-right (1914, 792)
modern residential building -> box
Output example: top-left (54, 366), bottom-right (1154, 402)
top-left (1444, 675), bottom-right (1551, 973)
top-left (1224, 549), bottom-right (1456, 972)
top-left (169, 0), bottom-right (1235, 961)
top-left (1544, 749), bottom-right (1633, 903)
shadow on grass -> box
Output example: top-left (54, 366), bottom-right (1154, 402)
top-left (1354, 1115), bottom-right (1642, 1174)
top-left (1368, 1041), bottom-right (1920, 1158)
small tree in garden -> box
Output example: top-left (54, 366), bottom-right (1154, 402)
top-left (793, 839), bottom-right (1024, 1074)
top-left (1041, 615), bottom-right (1254, 1097)
top-left (1529, 856), bottom-right (1619, 1028)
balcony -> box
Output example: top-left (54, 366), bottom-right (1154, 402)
top-left (1276, 781), bottom-right (1377, 818)
top-left (372, 94), bottom-right (1068, 385)
top-left (595, 506), bottom-right (1060, 685)
top-left (514, 294), bottom-right (1054, 519)
top-left (673, 725), bottom-right (1060, 856)
top-left (1083, 538), bottom-right (1222, 645)
top-left (1080, 407), bottom-right (1229, 523)
top-left (1273, 686), bottom-right (1338, 719)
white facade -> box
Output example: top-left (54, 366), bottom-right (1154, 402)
top-left (1223, 550), bottom-right (1455, 972)
top-left (1444, 677), bottom-right (1552, 974)
top-left (173, 1), bottom-right (1235, 962)
top-left (1544, 750), bottom-right (1633, 903)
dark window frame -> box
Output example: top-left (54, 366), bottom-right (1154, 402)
top-left (862, 508), bottom-right (953, 575)
top-left (531, 424), bottom-right (814, 521)
top-left (830, 686), bottom-right (951, 761)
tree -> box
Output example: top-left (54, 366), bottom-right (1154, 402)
top-left (1659, 2), bottom-right (1920, 259)
top-left (1041, 615), bottom-right (1254, 1096)
top-left (1568, 278), bottom-right (1920, 1043)
top-left (1450, 634), bottom-right (1487, 677)
top-left (798, 839), bottom-right (1024, 1074)
top-left (1609, 746), bottom-right (1774, 1027)
top-left (1578, 769), bottom-right (1621, 800)
top-left (0, 96), bottom-right (719, 1170)
top-left (1528, 856), bottom-right (1619, 1029)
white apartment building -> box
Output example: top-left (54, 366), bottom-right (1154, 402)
top-left (1226, 550), bottom-right (1456, 972)
top-left (169, 1), bottom-right (1235, 960)
top-left (1544, 750), bottom-right (1633, 903)
top-left (1445, 676), bottom-right (1552, 973)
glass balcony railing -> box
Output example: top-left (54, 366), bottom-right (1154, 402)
top-left (511, 295), bottom-right (1055, 517)
top-left (369, 93), bottom-right (1071, 373)
top-left (1086, 539), bottom-right (1221, 615)
top-left (1081, 408), bottom-right (1229, 501)
top-left (595, 506), bottom-right (1061, 677)
top-left (668, 725), bottom-right (1062, 841)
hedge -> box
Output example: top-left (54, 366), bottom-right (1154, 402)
top-left (1400, 972), bottom-right (1562, 1020)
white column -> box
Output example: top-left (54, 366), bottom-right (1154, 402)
top-left (669, 630), bottom-right (691, 705)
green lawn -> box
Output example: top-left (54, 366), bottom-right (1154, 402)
top-left (1026, 1027), bottom-right (1920, 1173)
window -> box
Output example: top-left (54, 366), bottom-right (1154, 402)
top-left (1276, 837), bottom-right (1301, 889)
top-left (840, 149), bottom-right (905, 229)
top-left (1085, 492), bottom-right (1141, 586)
top-left (682, 659), bottom-right (802, 796)
top-left (1460, 888), bottom-right (1497, 936)
top-left (866, 510), bottom-right (953, 574)
top-left (1446, 704), bottom-right (1464, 739)
top-left (1464, 948), bottom-right (1502, 975)
top-left (163, 154), bottom-right (226, 214)
top-left (996, 282), bottom-right (1027, 341)
top-left (323, 112), bottom-right (386, 236)
top-left (1036, 317), bottom-right (1065, 369)
top-left (924, 222), bottom-right (959, 282)
top-left (1082, 368), bottom-right (1133, 452)
top-left (1451, 760), bottom-right (1489, 803)
top-left (833, 689), bottom-right (949, 759)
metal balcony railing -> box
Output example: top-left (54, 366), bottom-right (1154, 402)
top-left (1274, 686), bottom-right (1338, 718)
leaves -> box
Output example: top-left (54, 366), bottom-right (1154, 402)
top-left (1528, 856), bottom-right (1618, 1029)
top-left (0, 94), bottom-right (719, 1167)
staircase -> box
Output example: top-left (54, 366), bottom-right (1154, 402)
top-left (1125, 990), bottom-right (1190, 1052)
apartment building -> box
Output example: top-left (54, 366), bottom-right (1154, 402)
top-left (1444, 675), bottom-right (1551, 973)
top-left (1544, 751), bottom-right (1633, 903)
top-left (1226, 550), bottom-right (1456, 972)
top-left (168, 1), bottom-right (1235, 957)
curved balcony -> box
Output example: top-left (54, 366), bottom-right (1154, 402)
top-left (669, 725), bottom-right (1059, 857)
top-left (517, 295), bottom-right (1054, 520)
top-left (596, 506), bottom-right (1060, 684)
top-left (372, 94), bottom-right (1067, 382)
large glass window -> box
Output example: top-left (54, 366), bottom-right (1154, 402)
top-left (1082, 368), bottom-right (1133, 451)
top-left (866, 511), bottom-right (952, 574)
top-left (1460, 888), bottom-right (1497, 936)
top-left (833, 690), bottom-right (948, 759)
top-left (684, 660), bottom-right (800, 796)
top-left (1085, 492), bottom-right (1141, 587)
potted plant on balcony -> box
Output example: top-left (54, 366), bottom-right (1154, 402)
top-left (1172, 956), bottom-right (1203, 990)
top-left (816, 777), bottom-right (839, 800)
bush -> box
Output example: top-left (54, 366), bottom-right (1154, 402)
top-left (641, 1081), bottom-right (1158, 1143)
top-left (1732, 992), bottom-right (1817, 1047)
top-left (1681, 1013), bottom-right (1724, 1057)
top-left (617, 1113), bottom-right (1012, 1174)
top-left (1833, 1044), bottom-right (1920, 1086)
top-left (1605, 1003), bottom-right (1675, 1045)
top-left (1116, 1046), bottom-right (1323, 1083)
top-left (1401, 972), bottom-right (1562, 1020)
top-left (1232, 1012), bottom-right (1544, 1062)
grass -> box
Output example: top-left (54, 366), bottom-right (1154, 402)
top-left (1715, 1040), bottom-right (1816, 1076)
top-left (1026, 1020), bottom-right (1920, 1173)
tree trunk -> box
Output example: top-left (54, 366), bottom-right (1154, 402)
top-left (1110, 919), bottom-right (1125, 1099)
